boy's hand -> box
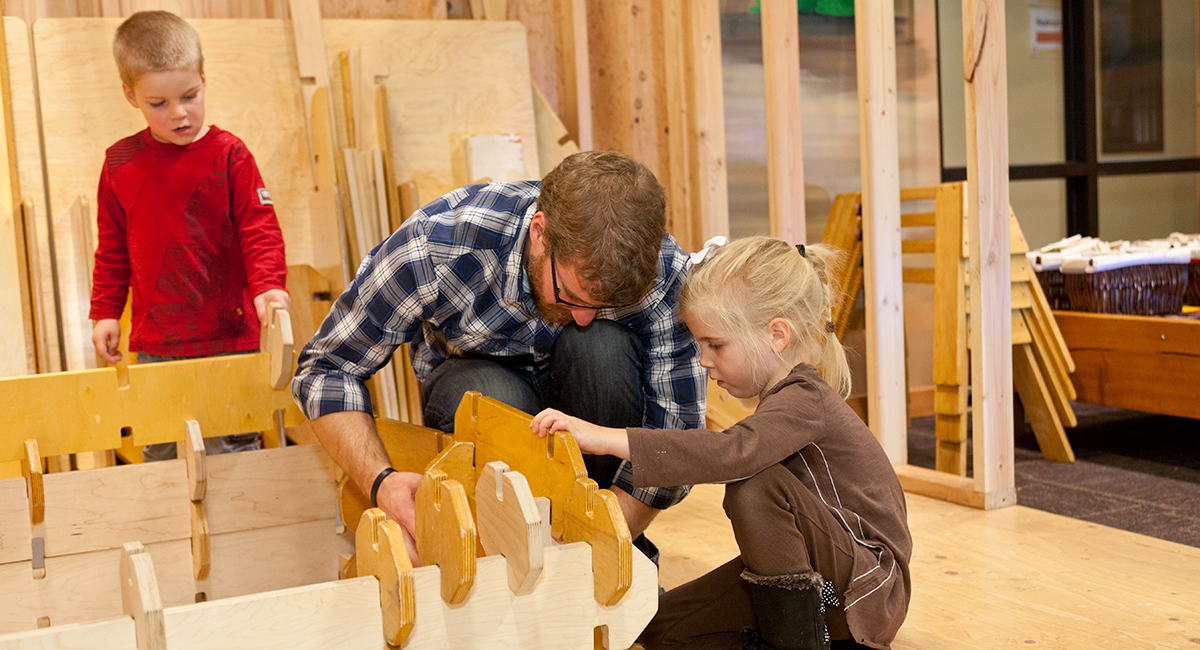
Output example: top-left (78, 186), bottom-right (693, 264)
top-left (531, 408), bottom-right (630, 461)
top-left (253, 288), bottom-right (291, 327)
top-left (92, 319), bottom-right (123, 364)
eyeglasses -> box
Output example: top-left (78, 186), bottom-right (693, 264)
top-left (550, 250), bottom-right (607, 310)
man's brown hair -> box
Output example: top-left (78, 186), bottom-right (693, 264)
top-left (537, 150), bottom-right (666, 306)
top-left (113, 11), bottom-right (204, 87)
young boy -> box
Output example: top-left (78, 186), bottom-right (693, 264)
top-left (89, 11), bottom-right (290, 461)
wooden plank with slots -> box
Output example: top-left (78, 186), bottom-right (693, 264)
top-left (476, 461), bottom-right (544, 595)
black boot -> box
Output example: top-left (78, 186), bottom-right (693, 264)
top-left (741, 570), bottom-right (830, 650)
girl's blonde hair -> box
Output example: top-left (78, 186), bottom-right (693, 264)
top-left (679, 236), bottom-right (852, 398)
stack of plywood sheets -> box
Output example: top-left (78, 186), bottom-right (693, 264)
top-left (824, 183), bottom-right (1076, 472)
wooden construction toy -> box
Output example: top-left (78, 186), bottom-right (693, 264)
top-left (0, 308), bottom-right (352, 633)
top-left (0, 392), bottom-right (658, 649)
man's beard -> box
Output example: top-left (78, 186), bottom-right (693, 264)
top-left (526, 248), bottom-right (575, 325)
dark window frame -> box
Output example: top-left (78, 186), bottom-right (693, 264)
top-left (936, 0), bottom-right (1200, 238)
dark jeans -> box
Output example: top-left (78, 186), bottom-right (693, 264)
top-left (421, 320), bottom-right (659, 562)
top-left (137, 351), bottom-right (262, 462)
top-left (638, 464), bottom-right (858, 649)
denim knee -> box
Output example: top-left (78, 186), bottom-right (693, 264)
top-left (421, 358), bottom-right (539, 433)
top-left (547, 321), bottom-right (644, 427)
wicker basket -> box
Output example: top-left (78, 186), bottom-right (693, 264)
top-left (1061, 251), bottom-right (1191, 315)
top-left (1027, 251), bottom-right (1071, 310)
top-left (1187, 260), bottom-right (1200, 306)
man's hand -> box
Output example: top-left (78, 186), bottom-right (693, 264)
top-left (376, 470), bottom-right (424, 566)
top-left (253, 288), bottom-right (291, 327)
top-left (531, 408), bottom-right (631, 461)
top-left (92, 319), bottom-right (123, 364)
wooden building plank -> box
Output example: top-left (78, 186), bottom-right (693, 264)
top-left (684, 0), bottom-right (729, 241)
top-left (42, 461), bottom-right (190, 557)
top-left (855, 0), bottom-right (907, 463)
top-left (163, 577), bottom-right (380, 650)
top-left (760, 0), bottom-right (806, 243)
top-left (203, 445), bottom-right (339, 535)
top-left (553, 0), bottom-right (592, 150)
top-left (961, 0), bottom-right (1015, 505)
top-left (0, 539), bottom-right (195, 633)
top-left (1, 352), bottom-right (303, 463)
top-left (0, 616), bottom-right (135, 650)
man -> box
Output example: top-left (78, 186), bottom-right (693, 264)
top-left (291, 151), bottom-right (705, 562)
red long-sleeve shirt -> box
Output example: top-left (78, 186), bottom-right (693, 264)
top-left (89, 126), bottom-right (287, 357)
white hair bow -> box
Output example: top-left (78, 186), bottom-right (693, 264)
top-left (688, 236), bottom-right (728, 268)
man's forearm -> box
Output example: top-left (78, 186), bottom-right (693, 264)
top-left (309, 410), bottom-right (392, 495)
top-left (612, 485), bottom-right (659, 540)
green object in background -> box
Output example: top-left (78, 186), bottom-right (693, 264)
top-left (749, 0), bottom-right (854, 17)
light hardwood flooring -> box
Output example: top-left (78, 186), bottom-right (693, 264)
top-left (646, 484), bottom-right (1200, 649)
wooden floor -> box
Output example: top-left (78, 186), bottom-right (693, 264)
top-left (646, 484), bottom-right (1200, 649)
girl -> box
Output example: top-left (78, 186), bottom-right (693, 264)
top-left (532, 236), bottom-right (911, 650)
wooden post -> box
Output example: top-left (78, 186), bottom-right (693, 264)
top-left (760, 0), bottom-right (806, 243)
top-left (554, 0), bottom-right (593, 150)
top-left (962, 0), bottom-right (1015, 507)
top-left (684, 0), bottom-right (729, 242)
top-left (854, 0), bottom-right (907, 462)
top-left (0, 13), bottom-right (35, 378)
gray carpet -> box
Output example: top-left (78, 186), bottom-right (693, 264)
top-left (906, 402), bottom-right (1200, 548)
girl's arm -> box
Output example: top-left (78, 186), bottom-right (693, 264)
top-left (531, 409), bottom-right (630, 461)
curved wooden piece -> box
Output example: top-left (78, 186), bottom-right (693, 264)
top-left (453, 391), bottom-right (587, 540)
top-left (426, 440), bottom-right (477, 496)
top-left (21, 439), bottom-right (43, 525)
top-left (415, 468), bottom-right (476, 604)
top-left (179, 420), bottom-right (206, 501)
top-left (263, 303), bottom-right (295, 390)
top-left (563, 478), bottom-right (632, 606)
top-left (477, 460), bottom-right (544, 594)
top-left (356, 508), bottom-right (416, 645)
top-left (190, 501), bottom-right (211, 581)
top-left (120, 542), bottom-right (165, 650)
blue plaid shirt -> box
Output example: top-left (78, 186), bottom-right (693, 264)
top-left (291, 181), bottom-right (706, 509)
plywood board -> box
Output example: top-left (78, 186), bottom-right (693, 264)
top-left (42, 461), bottom-right (190, 557)
top-left (403, 541), bottom-right (656, 650)
top-left (1, 351), bottom-right (305, 462)
top-left (0, 539), bottom-right (195, 633)
top-left (163, 577), bottom-right (381, 650)
top-left (0, 477), bottom-right (31, 564)
top-left (0, 17), bottom-right (30, 380)
top-left (0, 616), bottom-right (135, 650)
top-left (204, 519), bottom-right (350, 601)
top-left (203, 444), bottom-right (340, 534)
top-left (4, 17), bottom-right (60, 373)
top-left (323, 20), bottom-right (539, 203)
top-left (30, 19), bottom-right (321, 371)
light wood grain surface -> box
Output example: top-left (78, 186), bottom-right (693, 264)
top-left (323, 20), bottom-right (539, 206)
top-left (648, 483), bottom-right (1200, 649)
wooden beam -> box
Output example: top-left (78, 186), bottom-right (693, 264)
top-left (553, 0), bottom-right (592, 150)
top-left (854, 0), bottom-right (907, 462)
top-left (962, 0), bottom-right (1015, 506)
top-left (684, 0), bottom-right (729, 241)
top-left (760, 0), bottom-right (806, 243)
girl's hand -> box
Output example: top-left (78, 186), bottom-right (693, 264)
top-left (531, 408), bottom-right (581, 439)
top-left (530, 408), bottom-right (630, 460)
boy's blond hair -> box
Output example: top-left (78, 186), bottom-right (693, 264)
top-left (680, 237), bottom-right (853, 398)
top-left (113, 11), bottom-right (203, 87)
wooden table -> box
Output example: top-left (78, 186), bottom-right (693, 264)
top-left (1053, 310), bottom-right (1200, 420)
